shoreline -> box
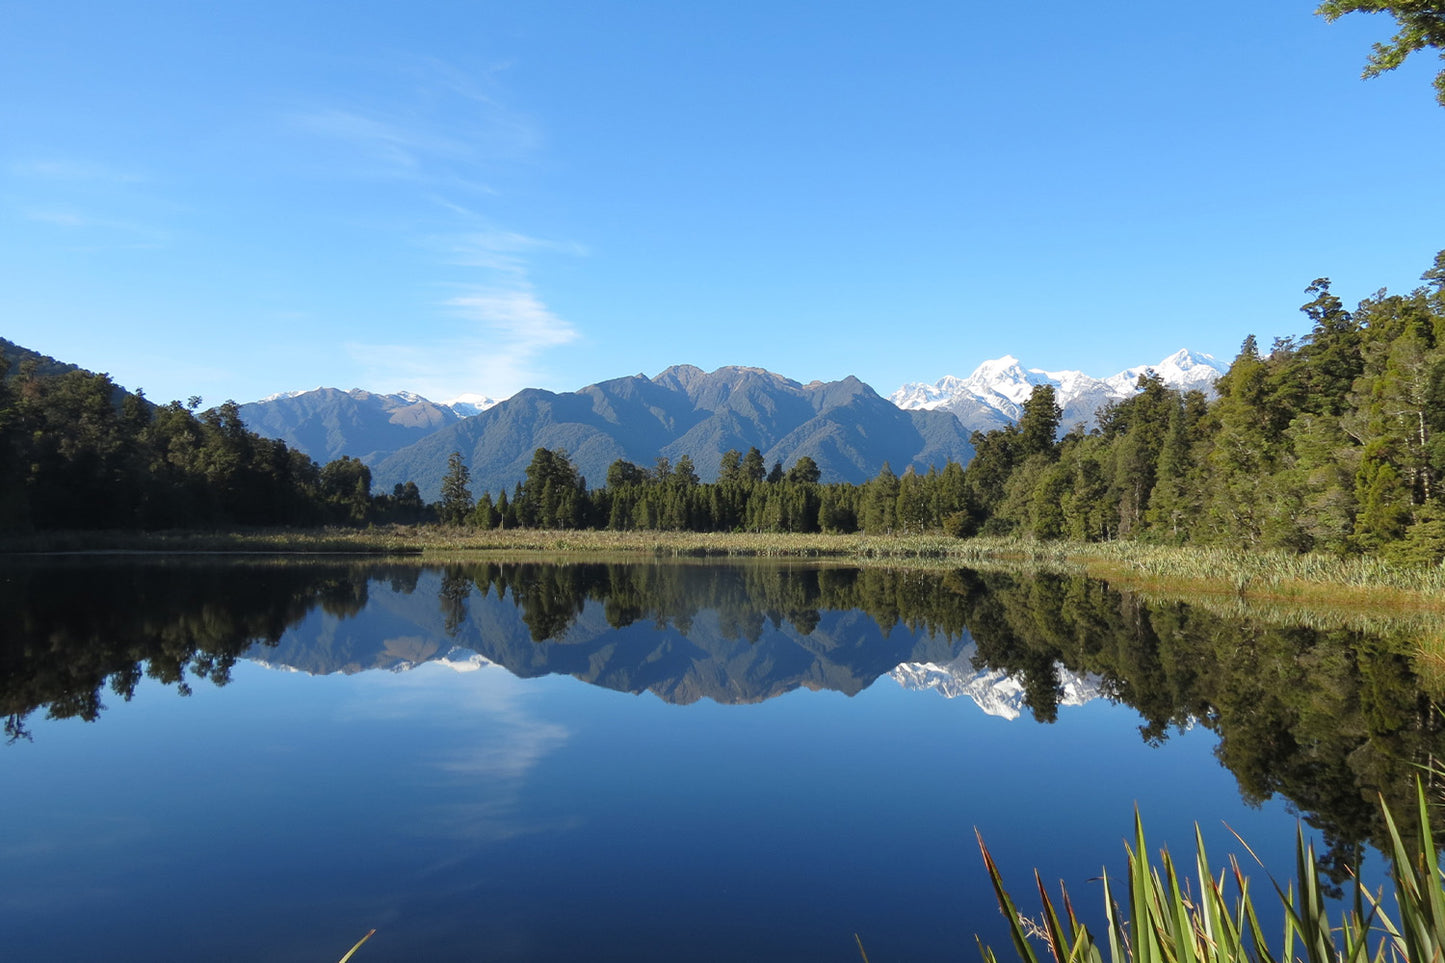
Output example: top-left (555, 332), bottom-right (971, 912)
top-left (6, 525), bottom-right (1444, 604)
top-left (9, 524), bottom-right (1445, 691)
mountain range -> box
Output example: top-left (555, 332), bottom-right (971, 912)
top-left (368, 365), bottom-right (977, 500)
top-left (888, 349), bottom-right (1225, 434)
top-left (236, 351), bottom-right (1225, 499)
top-left (235, 388), bottom-right (500, 465)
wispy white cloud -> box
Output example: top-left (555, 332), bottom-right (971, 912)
top-left (346, 280), bottom-right (579, 400)
top-left (295, 58), bottom-right (582, 399)
top-left (445, 284), bottom-right (579, 346)
top-left (338, 642), bottom-right (575, 844)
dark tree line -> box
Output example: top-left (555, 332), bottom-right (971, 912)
top-left (452, 441), bottom-right (974, 536)
top-left (0, 359), bottom-right (428, 532)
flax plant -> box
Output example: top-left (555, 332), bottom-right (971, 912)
top-left (976, 784), bottom-right (1445, 963)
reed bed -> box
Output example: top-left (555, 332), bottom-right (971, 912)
top-left (1076, 542), bottom-right (1445, 597)
top-left (975, 783), bottom-right (1445, 963)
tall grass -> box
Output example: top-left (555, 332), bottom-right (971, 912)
top-left (976, 783), bottom-right (1445, 963)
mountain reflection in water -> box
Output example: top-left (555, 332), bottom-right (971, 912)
top-left (3, 555), bottom-right (1443, 881)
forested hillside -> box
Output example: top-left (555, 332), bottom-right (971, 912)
top-left (952, 254), bottom-right (1445, 563)
top-left (0, 349), bottom-right (427, 532)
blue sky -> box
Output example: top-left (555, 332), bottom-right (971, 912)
top-left (3, 2), bottom-right (1443, 407)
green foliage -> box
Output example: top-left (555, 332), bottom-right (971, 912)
top-left (320, 455), bottom-right (372, 523)
top-left (515, 447), bottom-right (587, 529)
top-left (1018, 384), bottom-right (1062, 458)
top-left (950, 252), bottom-right (1445, 564)
top-left (978, 782), bottom-right (1445, 963)
top-left (438, 450), bottom-right (473, 526)
top-left (0, 356), bottom-right (437, 530)
top-left (786, 455), bottom-right (822, 485)
top-left (741, 446), bottom-right (767, 483)
top-left (1317, 1), bottom-right (1445, 105)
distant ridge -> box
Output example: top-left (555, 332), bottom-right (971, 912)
top-left (236, 388), bottom-right (466, 466)
top-left (370, 365), bottom-right (976, 501)
top-left (239, 351), bottom-right (1227, 498)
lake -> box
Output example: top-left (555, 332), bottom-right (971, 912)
top-left (3, 557), bottom-right (1440, 961)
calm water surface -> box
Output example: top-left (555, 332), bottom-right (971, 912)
top-left (3, 558), bottom-right (1439, 961)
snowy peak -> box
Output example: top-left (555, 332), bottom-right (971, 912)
top-left (260, 387), bottom-right (323, 402)
top-left (1105, 349), bottom-right (1223, 396)
top-left (888, 645), bottom-right (1104, 720)
top-left (444, 393), bottom-right (502, 418)
top-left (890, 350), bottom-right (1226, 435)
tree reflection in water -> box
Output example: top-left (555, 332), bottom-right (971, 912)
top-left (4, 556), bottom-right (1442, 880)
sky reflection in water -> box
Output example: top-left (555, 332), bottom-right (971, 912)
top-left (1, 560), bottom-right (1417, 962)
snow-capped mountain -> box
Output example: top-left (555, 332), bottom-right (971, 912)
top-left (444, 393), bottom-right (502, 417)
top-left (888, 645), bottom-right (1104, 721)
top-left (890, 349), bottom-right (1226, 435)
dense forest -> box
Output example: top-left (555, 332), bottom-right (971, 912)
top-left (443, 252), bottom-right (1445, 564)
top-left (0, 340), bottom-right (429, 531)
top-left (5, 251), bottom-right (1445, 567)
top-left (950, 253), bottom-right (1445, 564)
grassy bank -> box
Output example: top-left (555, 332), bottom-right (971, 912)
top-left (7, 525), bottom-right (1445, 614)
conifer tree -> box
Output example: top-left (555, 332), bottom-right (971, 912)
top-left (785, 455), bottom-right (821, 485)
top-left (1017, 384), bottom-right (1061, 458)
top-left (438, 450), bottom-right (472, 526)
top-left (741, 447), bottom-right (766, 483)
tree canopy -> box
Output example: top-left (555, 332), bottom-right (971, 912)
top-left (1317, 1), bottom-right (1445, 104)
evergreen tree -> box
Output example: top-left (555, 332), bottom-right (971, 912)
top-left (470, 491), bottom-right (498, 529)
top-left (741, 447), bottom-right (766, 483)
top-left (895, 466), bottom-right (927, 533)
top-left (671, 454), bottom-right (700, 488)
top-left (717, 449), bottom-right (743, 485)
top-left (1017, 384), bottom-right (1062, 458)
top-left (785, 455), bottom-right (821, 485)
top-left (319, 456), bottom-right (372, 523)
top-left (606, 459), bottom-right (647, 488)
top-left (861, 462), bottom-right (899, 533)
top-left (438, 450), bottom-right (472, 526)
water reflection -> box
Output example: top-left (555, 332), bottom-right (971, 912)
top-left (4, 555), bottom-right (1443, 879)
